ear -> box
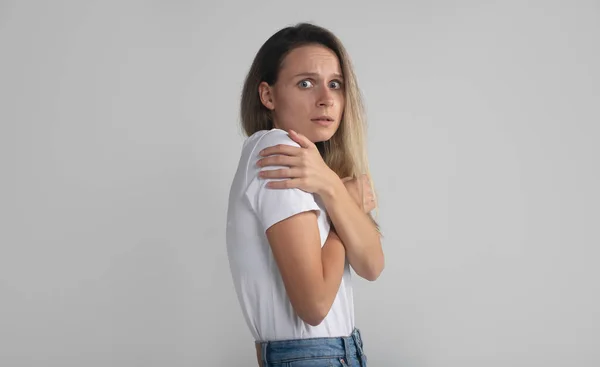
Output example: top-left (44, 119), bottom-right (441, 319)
top-left (258, 81), bottom-right (275, 110)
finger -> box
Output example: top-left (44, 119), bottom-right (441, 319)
top-left (259, 168), bottom-right (303, 179)
top-left (257, 155), bottom-right (302, 168)
top-left (364, 198), bottom-right (376, 212)
top-left (288, 129), bottom-right (314, 149)
top-left (259, 144), bottom-right (301, 157)
top-left (266, 178), bottom-right (301, 189)
top-left (341, 176), bottom-right (353, 182)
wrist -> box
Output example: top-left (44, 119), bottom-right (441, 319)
top-left (319, 175), bottom-right (346, 206)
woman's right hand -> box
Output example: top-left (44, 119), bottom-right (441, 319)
top-left (341, 174), bottom-right (376, 213)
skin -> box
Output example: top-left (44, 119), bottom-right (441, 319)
top-left (259, 131), bottom-right (384, 280)
top-left (254, 45), bottom-right (384, 334)
top-left (258, 44), bottom-right (344, 143)
top-left (343, 174), bottom-right (377, 213)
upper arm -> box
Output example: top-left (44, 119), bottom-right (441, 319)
top-left (244, 130), bottom-right (320, 232)
top-left (244, 130), bottom-right (328, 324)
top-left (265, 210), bottom-right (326, 325)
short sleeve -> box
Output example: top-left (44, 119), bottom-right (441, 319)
top-left (243, 129), bottom-right (322, 233)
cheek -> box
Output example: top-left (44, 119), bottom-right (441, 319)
top-left (280, 93), bottom-right (312, 115)
top-left (336, 94), bottom-right (345, 114)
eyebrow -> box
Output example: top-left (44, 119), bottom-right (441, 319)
top-left (293, 72), bottom-right (344, 80)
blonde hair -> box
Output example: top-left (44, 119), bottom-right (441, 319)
top-left (240, 23), bottom-right (380, 229)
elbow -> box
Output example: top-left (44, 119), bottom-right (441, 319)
top-left (358, 257), bottom-right (385, 282)
top-left (297, 301), bottom-right (331, 327)
top-left (362, 268), bottom-right (382, 281)
top-left (300, 313), bottom-right (327, 327)
top-left (354, 238), bottom-right (385, 281)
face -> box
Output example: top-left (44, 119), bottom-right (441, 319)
top-left (259, 44), bottom-right (345, 143)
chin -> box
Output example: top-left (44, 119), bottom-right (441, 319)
top-left (310, 129), bottom-right (336, 143)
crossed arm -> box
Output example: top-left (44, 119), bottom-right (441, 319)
top-left (320, 178), bottom-right (384, 281)
top-left (257, 130), bottom-right (384, 326)
top-left (264, 179), bottom-right (383, 326)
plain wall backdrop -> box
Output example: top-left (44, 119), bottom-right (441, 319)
top-left (1, 1), bottom-right (599, 366)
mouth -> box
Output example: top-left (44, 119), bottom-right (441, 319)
top-left (311, 116), bottom-right (335, 125)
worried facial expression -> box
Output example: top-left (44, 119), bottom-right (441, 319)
top-left (259, 44), bottom-right (345, 143)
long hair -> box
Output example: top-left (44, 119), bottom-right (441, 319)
top-left (240, 22), bottom-right (380, 229)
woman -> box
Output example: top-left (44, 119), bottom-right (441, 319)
top-left (226, 22), bottom-right (384, 367)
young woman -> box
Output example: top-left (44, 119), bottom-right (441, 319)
top-left (226, 22), bottom-right (384, 367)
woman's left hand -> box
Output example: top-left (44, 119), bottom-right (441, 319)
top-left (257, 129), bottom-right (340, 197)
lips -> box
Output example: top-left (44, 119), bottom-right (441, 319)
top-left (311, 116), bottom-right (335, 127)
top-left (311, 115), bottom-right (334, 122)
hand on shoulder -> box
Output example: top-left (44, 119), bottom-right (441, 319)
top-left (256, 129), bottom-right (340, 197)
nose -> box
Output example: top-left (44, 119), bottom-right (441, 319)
top-left (316, 87), bottom-right (334, 107)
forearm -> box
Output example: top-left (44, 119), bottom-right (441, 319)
top-left (321, 180), bottom-right (384, 281)
top-left (318, 230), bottom-right (346, 313)
top-left (299, 229), bottom-right (345, 325)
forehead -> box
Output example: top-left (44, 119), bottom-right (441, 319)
top-left (279, 44), bottom-right (342, 78)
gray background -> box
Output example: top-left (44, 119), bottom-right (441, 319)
top-left (1, 1), bottom-right (599, 366)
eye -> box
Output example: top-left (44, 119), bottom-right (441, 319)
top-left (298, 80), bottom-right (314, 88)
top-left (329, 80), bottom-right (343, 89)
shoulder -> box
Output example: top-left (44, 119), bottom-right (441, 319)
top-left (241, 129), bottom-right (298, 185)
top-left (245, 128), bottom-right (300, 154)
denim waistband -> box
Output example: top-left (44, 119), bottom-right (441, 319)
top-left (257, 328), bottom-right (365, 365)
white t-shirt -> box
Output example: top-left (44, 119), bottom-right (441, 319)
top-left (225, 128), bottom-right (355, 342)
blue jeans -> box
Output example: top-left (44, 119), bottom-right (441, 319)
top-left (256, 328), bottom-right (367, 366)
